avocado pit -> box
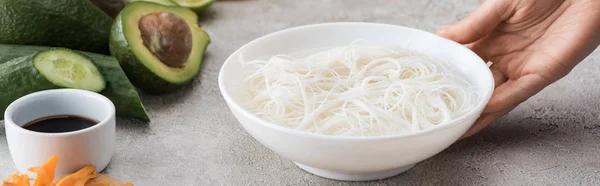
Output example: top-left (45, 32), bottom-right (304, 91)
top-left (138, 12), bottom-right (192, 68)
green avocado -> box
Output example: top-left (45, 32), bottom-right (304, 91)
top-left (0, 0), bottom-right (113, 54)
top-left (109, 2), bottom-right (210, 94)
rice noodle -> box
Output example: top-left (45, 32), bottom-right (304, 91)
top-left (240, 42), bottom-right (479, 136)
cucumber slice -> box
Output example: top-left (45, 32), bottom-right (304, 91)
top-left (33, 49), bottom-right (106, 92)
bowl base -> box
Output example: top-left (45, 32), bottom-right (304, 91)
top-left (294, 162), bottom-right (415, 181)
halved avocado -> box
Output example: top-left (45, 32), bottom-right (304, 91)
top-left (109, 2), bottom-right (210, 94)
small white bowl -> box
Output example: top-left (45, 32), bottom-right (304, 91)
top-left (5, 89), bottom-right (116, 177)
top-left (218, 22), bottom-right (494, 181)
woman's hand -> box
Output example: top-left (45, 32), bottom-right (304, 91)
top-left (436, 0), bottom-right (600, 138)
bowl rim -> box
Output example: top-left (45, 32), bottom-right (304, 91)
top-left (218, 22), bottom-right (494, 141)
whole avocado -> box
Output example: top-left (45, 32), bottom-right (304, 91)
top-left (0, 0), bottom-right (113, 54)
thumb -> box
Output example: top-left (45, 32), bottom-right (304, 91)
top-left (436, 0), bottom-right (513, 44)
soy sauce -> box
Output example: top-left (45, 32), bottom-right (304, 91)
top-left (22, 115), bottom-right (98, 133)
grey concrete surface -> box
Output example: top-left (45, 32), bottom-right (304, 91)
top-left (2, 0), bottom-right (600, 185)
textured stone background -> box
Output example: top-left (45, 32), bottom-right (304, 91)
top-left (2, 0), bottom-right (600, 185)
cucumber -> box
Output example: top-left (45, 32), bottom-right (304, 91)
top-left (33, 49), bottom-right (106, 92)
top-left (0, 0), bottom-right (113, 54)
top-left (0, 45), bottom-right (149, 121)
top-left (0, 55), bottom-right (57, 117)
top-left (91, 0), bottom-right (178, 18)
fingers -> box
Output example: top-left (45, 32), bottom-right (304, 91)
top-left (436, 0), bottom-right (514, 44)
top-left (490, 66), bottom-right (507, 88)
top-left (460, 112), bottom-right (494, 139)
top-left (487, 74), bottom-right (550, 113)
top-left (460, 103), bottom-right (517, 139)
top-left (460, 74), bottom-right (551, 139)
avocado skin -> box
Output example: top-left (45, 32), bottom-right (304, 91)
top-left (0, 0), bottom-right (113, 54)
top-left (109, 3), bottom-right (210, 94)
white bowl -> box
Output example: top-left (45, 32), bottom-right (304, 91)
top-left (218, 22), bottom-right (494, 181)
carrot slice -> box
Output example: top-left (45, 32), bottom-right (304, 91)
top-left (28, 167), bottom-right (51, 186)
top-left (55, 174), bottom-right (76, 185)
top-left (74, 172), bottom-right (97, 186)
top-left (3, 156), bottom-right (134, 186)
top-left (55, 165), bottom-right (96, 186)
top-left (2, 172), bottom-right (30, 186)
top-left (29, 155), bottom-right (58, 186)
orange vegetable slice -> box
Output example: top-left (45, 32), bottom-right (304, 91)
top-left (3, 155), bottom-right (134, 186)
top-left (28, 167), bottom-right (50, 186)
top-left (29, 155), bottom-right (58, 186)
top-left (2, 172), bottom-right (30, 186)
top-left (55, 165), bottom-right (96, 186)
top-left (74, 172), bottom-right (97, 186)
top-left (80, 183), bottom-right (132, 186)
top-left (86, 174), bottom-right (129, 186)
